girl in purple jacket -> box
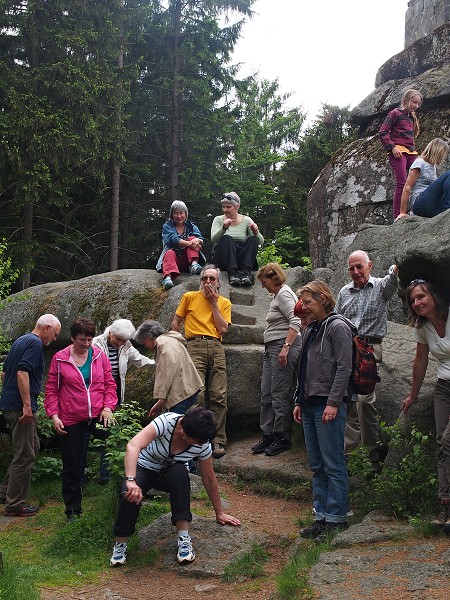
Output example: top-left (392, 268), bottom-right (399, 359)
top-left (379, 89), bottom-right (422, 219)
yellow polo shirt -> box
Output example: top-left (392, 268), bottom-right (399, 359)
top-left (175, 291), bottom-right (231, 340)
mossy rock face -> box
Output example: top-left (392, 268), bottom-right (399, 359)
top-left (0, 269), bottom-right (165, 343)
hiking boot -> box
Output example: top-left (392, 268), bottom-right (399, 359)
top-left (66, 511), bottom-right (82, 523)
top-left (228, 270), bottom-right (241, 286)
top-left (251, 435), bottom-right (274, 454)
top-left (189, 262), bottom-right (202, 275)
top-left (300, 520), bottom-right (326, 539)
top-left (4, 504), bottom-right (39, 517)
top-left (264, 437), bottom-right (292, 456)
top-left (314, 521), bottom-right (349, 543)
top-left (240, 270), bottom-right (252, 286)
top-left (162, 276), bottom-right (174, 290)
top-left (212, 443), bottom-right (226, 459)
top-left (177, 536), bottom-right (195, 564)
top-left (431, 502), bottom-right (449, 527)
top-left (110, 542), bottom-right (127, 566)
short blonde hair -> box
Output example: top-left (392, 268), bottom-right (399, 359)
top-left (257, 263), bottom-right (287, 286)
top-left (298, 280), bottom-right (336, 313)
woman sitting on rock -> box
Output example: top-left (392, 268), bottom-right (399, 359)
top-left (397, 138), bottom-right (449, 219)
top-left (156, 201), bottom-right (205, 290)
top-left (109, 407), bottom-right (240, 567)
top-left (210, 192), bottom-right (264, 286)
top-left (402, 279), bottom-right (450, 533)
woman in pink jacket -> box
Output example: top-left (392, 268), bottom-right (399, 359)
top-left (45, 318), bottom-right (117, 520)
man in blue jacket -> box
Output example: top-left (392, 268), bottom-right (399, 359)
top-left (0, 314), bottom-right (61, 516)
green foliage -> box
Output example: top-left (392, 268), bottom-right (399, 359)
top-left (99, 400), bottom-right (146, 478)
top-left (276, 543), bottom-right (324, 600)
top-left (0, 239), bottom-right (19, 301)
top-left (257, 244), bottom-right (290, 269)
top-left (222, 543), bottom-right (269, 582)
top-left (32, 453), bottom-right (62, 483)
top-left (350, 422), bottom-right (437, 517)
top-left (0, 559), bottom-right (40, 600)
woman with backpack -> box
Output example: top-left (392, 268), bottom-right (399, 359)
top-left (293, 281), bottom-right (356, 542)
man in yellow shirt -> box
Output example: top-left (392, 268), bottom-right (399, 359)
top-left (172, 265), bottom-right (231, 458)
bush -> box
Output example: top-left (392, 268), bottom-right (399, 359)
top-left (350, 422), bottom-right (437, 517)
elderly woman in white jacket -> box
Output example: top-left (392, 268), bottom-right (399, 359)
top-left (83, 319), bottom-right (155, 484)
top-left (93, 319), bottom-right (155, 406)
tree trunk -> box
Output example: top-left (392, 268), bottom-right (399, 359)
top-left (169, 0), bottom-right (182, 203)
top-left (109, 0), bottom-right (125, 272)
top-left (20, 202), bottom-right (33, 289)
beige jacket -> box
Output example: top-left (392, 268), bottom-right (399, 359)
top-left (154, 332), bottom-right (203, 410)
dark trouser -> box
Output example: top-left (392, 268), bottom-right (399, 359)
top-left (413, 170), bottom-right (450, 218)
top-left (212, 235), bottom-right (258, 272)
top-left (113, 463), bottom-right (191, 537)
top-left (434, 379), bottom-right (450, 500)
top-left (59, 418), bottom-right (109, 516)
top-left (0, 411), bottom-right (39, 510)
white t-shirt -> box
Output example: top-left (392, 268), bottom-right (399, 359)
top-left (138, 413), bottom-right (212, 472)
top-left (414, 308), bottom-right (450, 380)
top-left (410, 157), bottom-right (437, 208)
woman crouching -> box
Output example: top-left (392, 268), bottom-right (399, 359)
top-left (110, 407), bottom-right (240, 566)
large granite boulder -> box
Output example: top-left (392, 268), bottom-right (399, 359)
top-left (308, 21), bottom-right (450, 268)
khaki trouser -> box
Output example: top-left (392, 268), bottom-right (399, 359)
top-left (0, 411), bottom-right (39, 510)
top-left (187, 338), bottom-right (227, 446)
top-left (344, 343), bottom-right (382, 464)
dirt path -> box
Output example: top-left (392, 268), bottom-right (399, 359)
top-left (40, 479), bottom-right (305, 600)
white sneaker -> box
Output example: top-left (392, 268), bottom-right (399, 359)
top-left (177, 535), bottom-right (195, 564)
top-left (110, 542), bottom-right (127, 566)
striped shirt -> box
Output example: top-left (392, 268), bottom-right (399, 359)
top-left (137, 413), bottom-right (212, 472)
top-left (335, 269), bottom-right (398, 338)
top-left (107, 344), bottom-right (119, 379)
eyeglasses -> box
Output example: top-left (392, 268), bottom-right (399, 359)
top-left (222, 194), bottom-right (232, 201)
top-left (347, 263), bottom-right (366, 272)
top-left (47, 324), bottom-right (60, 338)
top-left (409, 278), bottom-right (426, 286)
top-left (201, 275), bottom-right (216, 282)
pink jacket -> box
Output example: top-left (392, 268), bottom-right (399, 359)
top-left (44, 345), bottom-right (117, 426)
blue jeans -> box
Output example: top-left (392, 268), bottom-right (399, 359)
top-left (413, 170), bottom-right (450, 218)
top-left (302, 399), bottom-right (349, 523)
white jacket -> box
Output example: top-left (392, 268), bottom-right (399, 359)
top-left (92, 333), bottom-right (155, 405)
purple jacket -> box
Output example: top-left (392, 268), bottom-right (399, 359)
top-left (45, 345), bottom-right (117, 426)
top-left (379, 108), bottom-right (416, 153)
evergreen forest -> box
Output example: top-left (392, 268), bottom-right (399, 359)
top-left (0, 0), bottom-right (356, 289)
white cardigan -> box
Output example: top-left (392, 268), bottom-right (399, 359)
top-left (92, 333), bottom-right (155, 405)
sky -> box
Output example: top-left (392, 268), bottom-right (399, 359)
top-left (231, 0), bottom-right (411, 120)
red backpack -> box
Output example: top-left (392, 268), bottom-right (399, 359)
top-left (351, 336), bottom-right (380, 395)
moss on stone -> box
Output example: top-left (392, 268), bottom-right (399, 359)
top-left (127, 289), bottom-right (166, 324)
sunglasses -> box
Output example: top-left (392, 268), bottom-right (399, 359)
top-left (201, 275), bottom-right (216, 282)
top-left (222, 194), bottom-right (233, 201)
top-left (409, 278), bottom-right (426, 286)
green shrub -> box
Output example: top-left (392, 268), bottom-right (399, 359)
top-left (350, 422), bottom-right (437, 517)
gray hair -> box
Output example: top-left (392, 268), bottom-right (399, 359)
top-left (169, 200), bottom-right (188, 220)
top-left (221, 191), bottom-right (240, 207)
top-left (36, 314), bottom-right (61, 329)
top-left (199, 264), bottom-right (221, 290)
top-left (134, 320), bottom-right (166, 344)
top-left (105, 319), bottom-right (136, 340)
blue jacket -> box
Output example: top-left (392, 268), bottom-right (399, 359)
top-left (156, 219), bottom-right (205, 272)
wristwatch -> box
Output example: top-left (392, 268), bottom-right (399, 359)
top-left (125, 476), bottom-right (136, 481)
top-left (284, 342), bottom-right (291, 348)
